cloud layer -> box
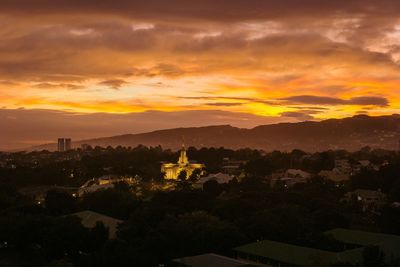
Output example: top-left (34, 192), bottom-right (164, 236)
top-left (0, 0), bottom-right (400, 148)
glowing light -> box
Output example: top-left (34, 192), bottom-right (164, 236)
top-left (131, 23), bottom-right (154, 31)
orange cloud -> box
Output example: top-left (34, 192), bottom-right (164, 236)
top-left (0, 1), bottom-right (399, 126)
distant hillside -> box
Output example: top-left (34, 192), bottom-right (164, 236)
top-left (32, 115), bottom-right (400, 152)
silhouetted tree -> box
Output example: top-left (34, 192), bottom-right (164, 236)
top-left (363, 246), bottom-right (386, 267)
top-left (203, 179), bottom-right (223, 196)
top-left (188, 168), bottom-right (202, 182)
top-left (177, 170), bottom-right (187, 181)
top-left (45, 190), bottom-right (76, 215)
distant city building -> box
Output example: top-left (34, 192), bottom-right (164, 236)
top-left (161, 145), bottom-right (205, 180)
top-left (398, 137), bottom-right (400, 152)
top-left (57, 138), bottom-right (72, 151)
top-left (334, 159), bottom-right (352, 174)
top-left (65, 138), bottom-right (72, 150)
top-left (57, 138), bottom-right (65, 152)
top-left (270, 169), bottom-right (311, 187)
top-left (358, 160), bottom-right (371, 168)
top-left (344, 189), bottom-right (387, 210)
top-left (318, 169), bottom-right (349, 184)
top-left (221, 158), bottom-right (247, 175)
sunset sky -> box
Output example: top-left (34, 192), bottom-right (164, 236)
top-left (1, 0), bottom-right (400, 149)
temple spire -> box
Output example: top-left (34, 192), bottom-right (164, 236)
top-left (178, 143), bottom-right (189, 165)
top-left (161, 142), bottom-right (205, 180)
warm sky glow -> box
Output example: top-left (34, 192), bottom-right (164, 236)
top-left (1, 0), bottom-right (400, 149)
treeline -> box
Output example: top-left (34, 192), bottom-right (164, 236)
top-left (1, 145), bottom-right (398, 188)
top-left (1, 176), bottom-right (400, 266)
top-left (1, 147), bottom-right (400, 266)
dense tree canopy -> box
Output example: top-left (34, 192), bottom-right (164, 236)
top-left (0, 147), bottom-right (400, 266)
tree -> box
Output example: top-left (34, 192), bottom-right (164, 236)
top-left (0, 182), bottom-right (20, 210)
top-left (45, 190), bottom-right (76, 215)
top-left (188, 168), bottom-right (202, 182)
top-left (177, 170), bottom-right (187, 181)
top-left (42, 216), bottom-right (90, 260)
top-left (177, 170), bottom-right (191, 190)
top-left (379, 206), bottom-right (400, 235)
top-left (363, 246), bottom-right (386, 267)
top-left (203, 179), bottom-right (223, 196)
top-left (113, 181), bottom-right (131, 192)
top-left (87, 221), bottom-right (109, 252)
top-left (154, 171), bottom-right (166, 183)
top-left (149, 211), bottom-right (244, 262)
top-left (244, 158), bottom-right (272, 177)
top-left (80, 188), bottom-right (139, 220)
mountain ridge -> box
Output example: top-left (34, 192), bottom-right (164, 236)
top-left (30, 114), bottom-right (400, 152)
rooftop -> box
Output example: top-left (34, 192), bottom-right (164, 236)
top-left (173, 253), bottom-right (266, 267)
top-left (197, 172), bottom-right (233, 185)
top-left (325, 228), bottom-right (400, 259)
top-left (69, 210), bottom-right (122, 238)
top-left (326, 228), bottom-right (400, 246)
top-left (234, 239), bottom-right (363, 267)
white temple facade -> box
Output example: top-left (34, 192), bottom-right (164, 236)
top-left (161, 145), bottom-right (205, 180)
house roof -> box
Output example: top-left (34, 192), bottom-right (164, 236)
top-left (234, 240), bottom-right (363, 267)
top-left (173, 253), bottom-right (265, 267)
top-left (325, 228), bottom-right (400, 259)
top-left (197, 172), bottom-right (232, 184)
top-left (70, 210), bottom-right (122, 238)
top-left (326, 228), bottom-right (396, 246)
top-left (318, 170), bottom-right (349, 182)
top-left (345, 189), bottom-right (386, 200)
top-left (79, 183), bottom-right (114, 195)
top-left (286, 169), bottom-right (310, 178)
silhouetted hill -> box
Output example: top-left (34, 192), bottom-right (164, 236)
top-left (33, 115), bottom-right (400, 152)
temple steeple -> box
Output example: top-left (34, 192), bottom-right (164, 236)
top-left (161, 143), bottom-right (205, 180)
top-left (178, 144), bottom-right (189, 165)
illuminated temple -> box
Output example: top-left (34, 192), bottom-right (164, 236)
top-left (161, 145), bottom-right (205, 180)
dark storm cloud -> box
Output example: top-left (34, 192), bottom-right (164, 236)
top-left (0, 19), bottom-right (398, 82)
top-left (280, 95), bottom-right (389, 107)
top-left (349, 97), bottom-right (389, 107)
top-left (281, 95), bottom-right (346, 105)
top-left (98, 79), bottom-right (128, 89)
top-left (293, 106), bottom-right (329, 111)
top-left (177, 95), bottom-right (390, 107)
top-left (2, 0), bottom-right (400, 21)
top-left (178, 96), bottom-right (256, 101)
top-left (205, 102), bottom-right (244, 107)
top-left (33, 83), bottom-right (84, 90)
top-left (176, 96), bottom-right (279, 106)
top-left (0, 0), bottom-right (397, 140)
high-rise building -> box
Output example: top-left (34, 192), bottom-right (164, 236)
top-left (58, 138), bottom-right (65, 152)
top-left (397, 127), bottom-right (400, 152)
top-left (398, 138), bottom-right (400, 152)
top-left (57, 138), bottom-right (72, 152)
top-left (65, 138), bottom-right (72, 151)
